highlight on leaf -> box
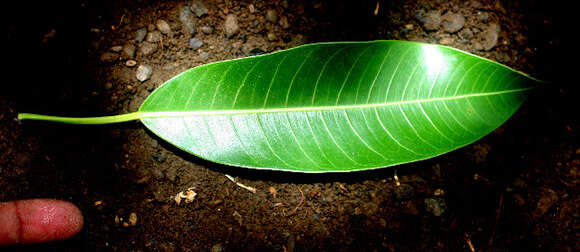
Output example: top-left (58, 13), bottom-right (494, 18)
top-left (18, 40), bottom-right (541, 173)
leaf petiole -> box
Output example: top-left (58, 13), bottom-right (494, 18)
top-left (17, 112), bottom-right (143, 124)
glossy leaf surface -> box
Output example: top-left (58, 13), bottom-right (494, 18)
top-left (137, 41), bottom-right (537, 172)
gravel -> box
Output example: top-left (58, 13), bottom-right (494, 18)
top-left (121, 44), bottom-right (136, 59)
top-left (224, 14), bottom-right (239, 38)
top-left (482, 23), bottom-right (500, 51)
top-left (179, 6), bottom-right (195, 37)
top-left (146, 30), bottom-right (162, 42)
top-left (156, 19), bottom-right (172, 35)
top-left (135, 28), bottom-right (147, 42)
top-left (136, 65), bottom-right (152, 82)
top-left (189, 38), bottom-right (203, 50)
top-left (139, 42), bottom-right (157, 56)
top-left (441, 12), bottom-right (465, 33)
top-left (266, 9), bottom-right (278, 23)
top-left (421, 10), bottom-right (441, 31)
top-left (191, 0), bottom-right (208, 17)
top-left (200, 26), bottom-right (213, 34)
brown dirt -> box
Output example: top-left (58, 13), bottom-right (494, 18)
top-left (1, 0), bottom-right (576, 251)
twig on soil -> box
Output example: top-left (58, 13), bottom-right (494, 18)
top-left (465, 233), bottom-right (476, 252)
top-left (488, 192), bottom-right (504, 248)
top-left (284, 186), bottom-right (304, 217)
top-left (225, 174), bottom-right (257, 193)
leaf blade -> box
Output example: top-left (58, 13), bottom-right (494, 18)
top-left (139, 40), bottom-right (538, 172)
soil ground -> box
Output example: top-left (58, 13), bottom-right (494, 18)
top-left (1, 0), bottom-right (576, 251)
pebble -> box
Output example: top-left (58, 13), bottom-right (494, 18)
top-left (179, 6), bottom-right (195, 37)
top-left (136, 65), bottom-right (152, 82)
top-left (191, 0), bottom-right (208, 17)
top-left (441, 12), bottom-right (465, 33)
top-left (104, 82), bottom-right (113, 89)
top-left (248, 4), bottom-right (255, 13)
top-left (224, 14), bottom-right (240, 38)
top-left (279, 16), bottom-right (290, 29)
top-left (189, 38), bottom-right (203, 50)
top-left (266, 9), bottom-right (278, 23)
top-left (110, 45), bottom-right (123, 52)
top-left (128, 212), bottom-right (138, 226)
top-left (482, 23), bottom-right (500, 51)
top-left (267, 32), bottom-right (277, 41)
top-left (121, 44), bottom-right (136, 59)
top-left (424, 198), bottom-right (447, 216)
top-left (135, 28), bottom-right (148, 42)
top-left (532, 188), bottom-right (558, 218)
top-left (200, 26), bottom-right (213, 34)
top-left (421, 10), bottom-right (441, 31)
top-left (200, 51), bottom-right (209, 61)
top-left (100, 52), bottom-right (118, 63)
top-left (125, 60), bottom-right (137, 67)
top-left (139, 42), bottom-right (157, 56)
top-left (146, 30), bottom-right (162, 42)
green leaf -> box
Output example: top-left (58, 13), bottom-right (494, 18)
top-left (19, 41), bottom-right (540, 172)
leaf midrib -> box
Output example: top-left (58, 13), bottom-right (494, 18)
top-left (140, 87), bottom-right (533, 119)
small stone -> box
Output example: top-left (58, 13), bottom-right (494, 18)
top-left (191, 0), bottom-right (208, 17)
top-left (128, 212), bottom-right (138, 226)
top-left (104, 82), bottom-right (113, 89)
top-left (156, 19), bottom-right (171, 35)
top-left (121, 44), bottom-right (136, 59)
top-left (110, 45), bottom-right (123, 52)
top-left (267, 32), bottom-right (277, 41)
top-left (279, 16), bottom-right (290, 29)
top-left (482, 23), bottom-right (500, 51)
top-left (248, 4), bottom-right (255, 13)
top-left (139, 42), bottom-right (158, 56)
top-left (532, 188), bottom-right (558, 218)
top-left (136, 65), bottom-right (152, 82)
top-left (425, 198), bottom-right (447, 216)
top-left (125, 60), bottom-right (137, 67)
top-left (200, 51), bottom-right (209, 61)
top-left (421, 10), bottom-right (441, 31)
top-left (100, 52), bottom-right (118, 63)
top-left (265, 9), bottom-right (278, 23)
top-left (189, 38), bottom-right (203, 50)
top-left (224, 14), bottom-right (240, 38)
top-left (200, 26), bottom-right (213, 34)
top-left (146, 30), bottom-right (162, 42)
top-left (135, 28), bottom-right (148, 42)
top-left (441, 12), bottom-right (465, 33)
top-left (179, 6), bottom-right (195, 36)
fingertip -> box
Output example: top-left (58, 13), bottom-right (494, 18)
top-left (0, 199), bottom-right (83, 245)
